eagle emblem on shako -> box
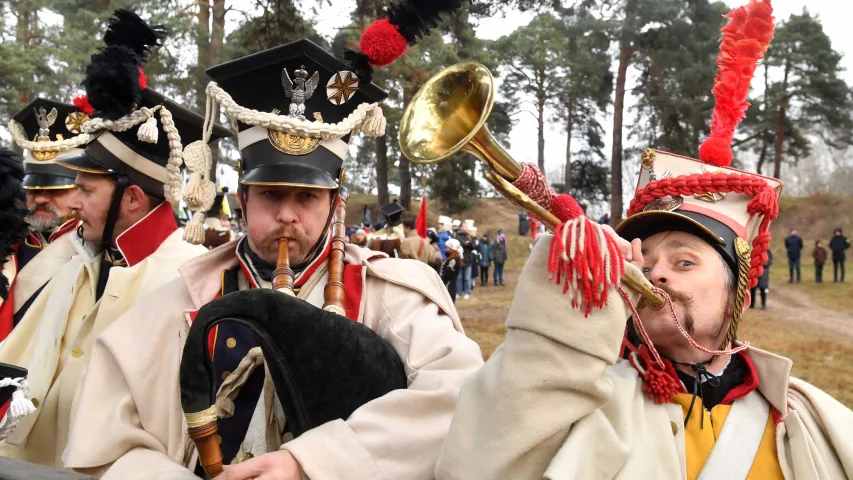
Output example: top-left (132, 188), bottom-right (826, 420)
top-left (282, 65), bottom-right (320, 120)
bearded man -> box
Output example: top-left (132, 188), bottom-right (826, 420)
top-left (437, 2), bottom-right (853, 478)
top-left (63, 36), bottom-right (483, 480)
top-left (0, 99), bottom-right (84, 340)
top-left (0, 10), bottom-right (229, 467)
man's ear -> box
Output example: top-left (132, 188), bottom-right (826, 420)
top-left (741, 289), bottom-right (752, 316)
top-left (123, 185), bottom-right (149, 213)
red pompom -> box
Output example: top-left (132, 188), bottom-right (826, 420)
top-left (138, 66), bottom-right (147, 89)
top-left (360, 18), bottom-right (408, 67)
top-left (551, 194), bottom-right (584, 221)
top-left (698, 136), bottom-right (734, 167)
top-left (73, 95), bottom-right (94, 116)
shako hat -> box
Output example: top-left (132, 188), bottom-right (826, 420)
top-left (9, 98), bottom-right (88, 190)
top-left (379, 201), bottom-right (404, 227)
top-left (616, 0), bottom-right (779, 347)
top-left (58, 9), bottom-right (230, 249)
top-left (205, 39), bottom-right (388, 189)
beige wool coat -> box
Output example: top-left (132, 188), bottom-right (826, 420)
top-left (436, 235), bottom-right (853, 480)
top-left (0, 204), bottom-right (207, 467)
top-left (63, 241), bottom-right (484, 479)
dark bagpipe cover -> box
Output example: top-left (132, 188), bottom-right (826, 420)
top-left (180, 288), bottom-right (407, 439)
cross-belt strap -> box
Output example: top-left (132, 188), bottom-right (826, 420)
top-left (696, 389), bottom-right (770, 480)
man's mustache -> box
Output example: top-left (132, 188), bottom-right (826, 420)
top-left (27, 203), bottom-right (61, 216)
top-left (638, 283), bottom-right (694, 310)
top-left (261, 225), bottom-right (309, 251)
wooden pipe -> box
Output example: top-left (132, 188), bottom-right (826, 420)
top-left (188, 421), bottom-right (223, 478)
top-left (323, 189), bottom-right (348, 316)
top-left (272, 239), bottom-right (295, 296)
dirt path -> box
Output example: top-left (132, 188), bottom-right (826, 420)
top-left (765, 283), bottom-right (853, 341)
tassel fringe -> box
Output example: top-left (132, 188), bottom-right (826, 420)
top-left (547, 216), bottom-right (625, 316)
top-left (362, 104), bottom-right (386, 136)
top-left (137, 111), bottom-right (159, 143)
top-left (181, 141), bottom-right (216, 244)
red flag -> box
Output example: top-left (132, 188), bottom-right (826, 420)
top-left (415, 197), bottom-right (428, 238)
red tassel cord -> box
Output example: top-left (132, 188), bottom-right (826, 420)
top-left (699, 0), bottom-right (775, 167)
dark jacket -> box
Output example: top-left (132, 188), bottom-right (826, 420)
top-left (757, 250), bottom-right (773, 290)
top-left (440, 257), bottom-right (460, 300)
top-left (829, 234), bottom-right (850, 260)
top-left (477, 240), bottom-right (493, 267)
top-left (492, 237), bottom-right (508, 264)
top-left (784, 234), bottom-right (803, 258)
top-left (456, 231), bottom-right (475, 266)
top-left (813, 246), bottom-right (828, 265)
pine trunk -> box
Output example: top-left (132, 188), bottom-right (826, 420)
top-left (564, 98), bottom-right (574, 191)
top-left (536, 70), bottom-right (546, 174)
top-left (398, 86), bottom-right (415, 211)
top-left (16, 1), bottom-right (34, 109)
top-left (611, 43), bottom-right (632, 226)
top-left (376, 135), bottom-right (390, 208)
top-left (756, 131), bottom-right (768, 174)
top-left (774, 62), bottom-right (791, 179)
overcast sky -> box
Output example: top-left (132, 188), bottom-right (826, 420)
top-left (305, 0), bottom-right (853, 182)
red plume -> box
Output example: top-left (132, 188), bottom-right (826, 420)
top-left (73, 95), bottom-right (94, 116)
top-left (699, 0), bottom-right (774, 167)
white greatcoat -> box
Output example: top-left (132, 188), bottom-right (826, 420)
top-left (436, 235), bottom-right (853, 480)
top-left (0, 203), bottom-right (207, 467)
top-left (62, 241), bottom-right (485, 479)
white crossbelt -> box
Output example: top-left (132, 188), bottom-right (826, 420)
top-left (696, 389), bottom-right (771, 480)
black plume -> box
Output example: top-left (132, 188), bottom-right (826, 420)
top-left (104, 9), bottom-right (166, 61)
top-left (386, 0), bottom-right (468, 45)
top-left (0, 149), bottom-right (27, 301)
top-left (83, 46), bottom-right (143, 121)
top-left (344, 49), bottom-right (375, 84)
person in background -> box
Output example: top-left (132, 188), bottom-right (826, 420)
top-left (401, 218), bottom-right (436, 266)
top-left (456, 222), bottom-right (475, 299)
top-left (440, 238), bottom-right (463, 303)
top-left (813, 240), bottom-right (827, 284)
top-left (518, 211), bottom-right (529, 236)
top-left (829, 227), bottom-right (850, 282)
top-left (470, 226), bottom-right (479, 292)
top-left (437, 216), bottom-right (453, 260)
top-left (492, 229), bottom-right (507, 286)
top-left (477, 232), bottom-right (493, 286)
top-left (784, 228), bottom-right (803, 283)
top-left (750, 250), bottom-right (772, 309)
top-left (598, 212), bottom-right (610, 225)
top-left (452, 219), bottom-right (462, 237)
top-left (529, 216), bottom-right (539, 238)
top-left (350, 228), bottom-right (368, 248)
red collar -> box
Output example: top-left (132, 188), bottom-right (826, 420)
top-left (719, 350), bottom-right (760, 404)
top-left (115, 202), bottom-right (178, 267)
top-left (49, 218), bottom-right (79, 243)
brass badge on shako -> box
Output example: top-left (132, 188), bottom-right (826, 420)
top-left (31, 106), bottom-right (61, 161)
top-left (643, 196), bottom-right (684, 212)
top-left (269, 65), bottom-right (322, 155)
top-left (268, 131), bottom-right (321, 155)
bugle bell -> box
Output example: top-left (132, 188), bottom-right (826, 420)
top-left (399, 62), bottom-right (665, 310)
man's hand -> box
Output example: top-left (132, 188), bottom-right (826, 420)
top-left (600, 224), bottom-right (643, 270)
top-left (222, 450), bottom-right (301, 480)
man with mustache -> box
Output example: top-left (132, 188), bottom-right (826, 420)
top-left (438, 1), bottom-right (853, 478)
top-left (0, 99), bottom-right (84, 341)
top-left (64, 37), bottom-right (483, 480)
top-left (0, 11), bottom-right (229, 467)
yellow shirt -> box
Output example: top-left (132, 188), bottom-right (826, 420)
top-left (671, 393), bottom-right (784, 480)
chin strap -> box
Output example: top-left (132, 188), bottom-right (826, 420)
top-left (96, 174), bottom-right (128, 300)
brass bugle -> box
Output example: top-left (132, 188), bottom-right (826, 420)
top-left (399, 62), bottom-right (665, 310)
top-left (273, 239), bottom-right (295, 296)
